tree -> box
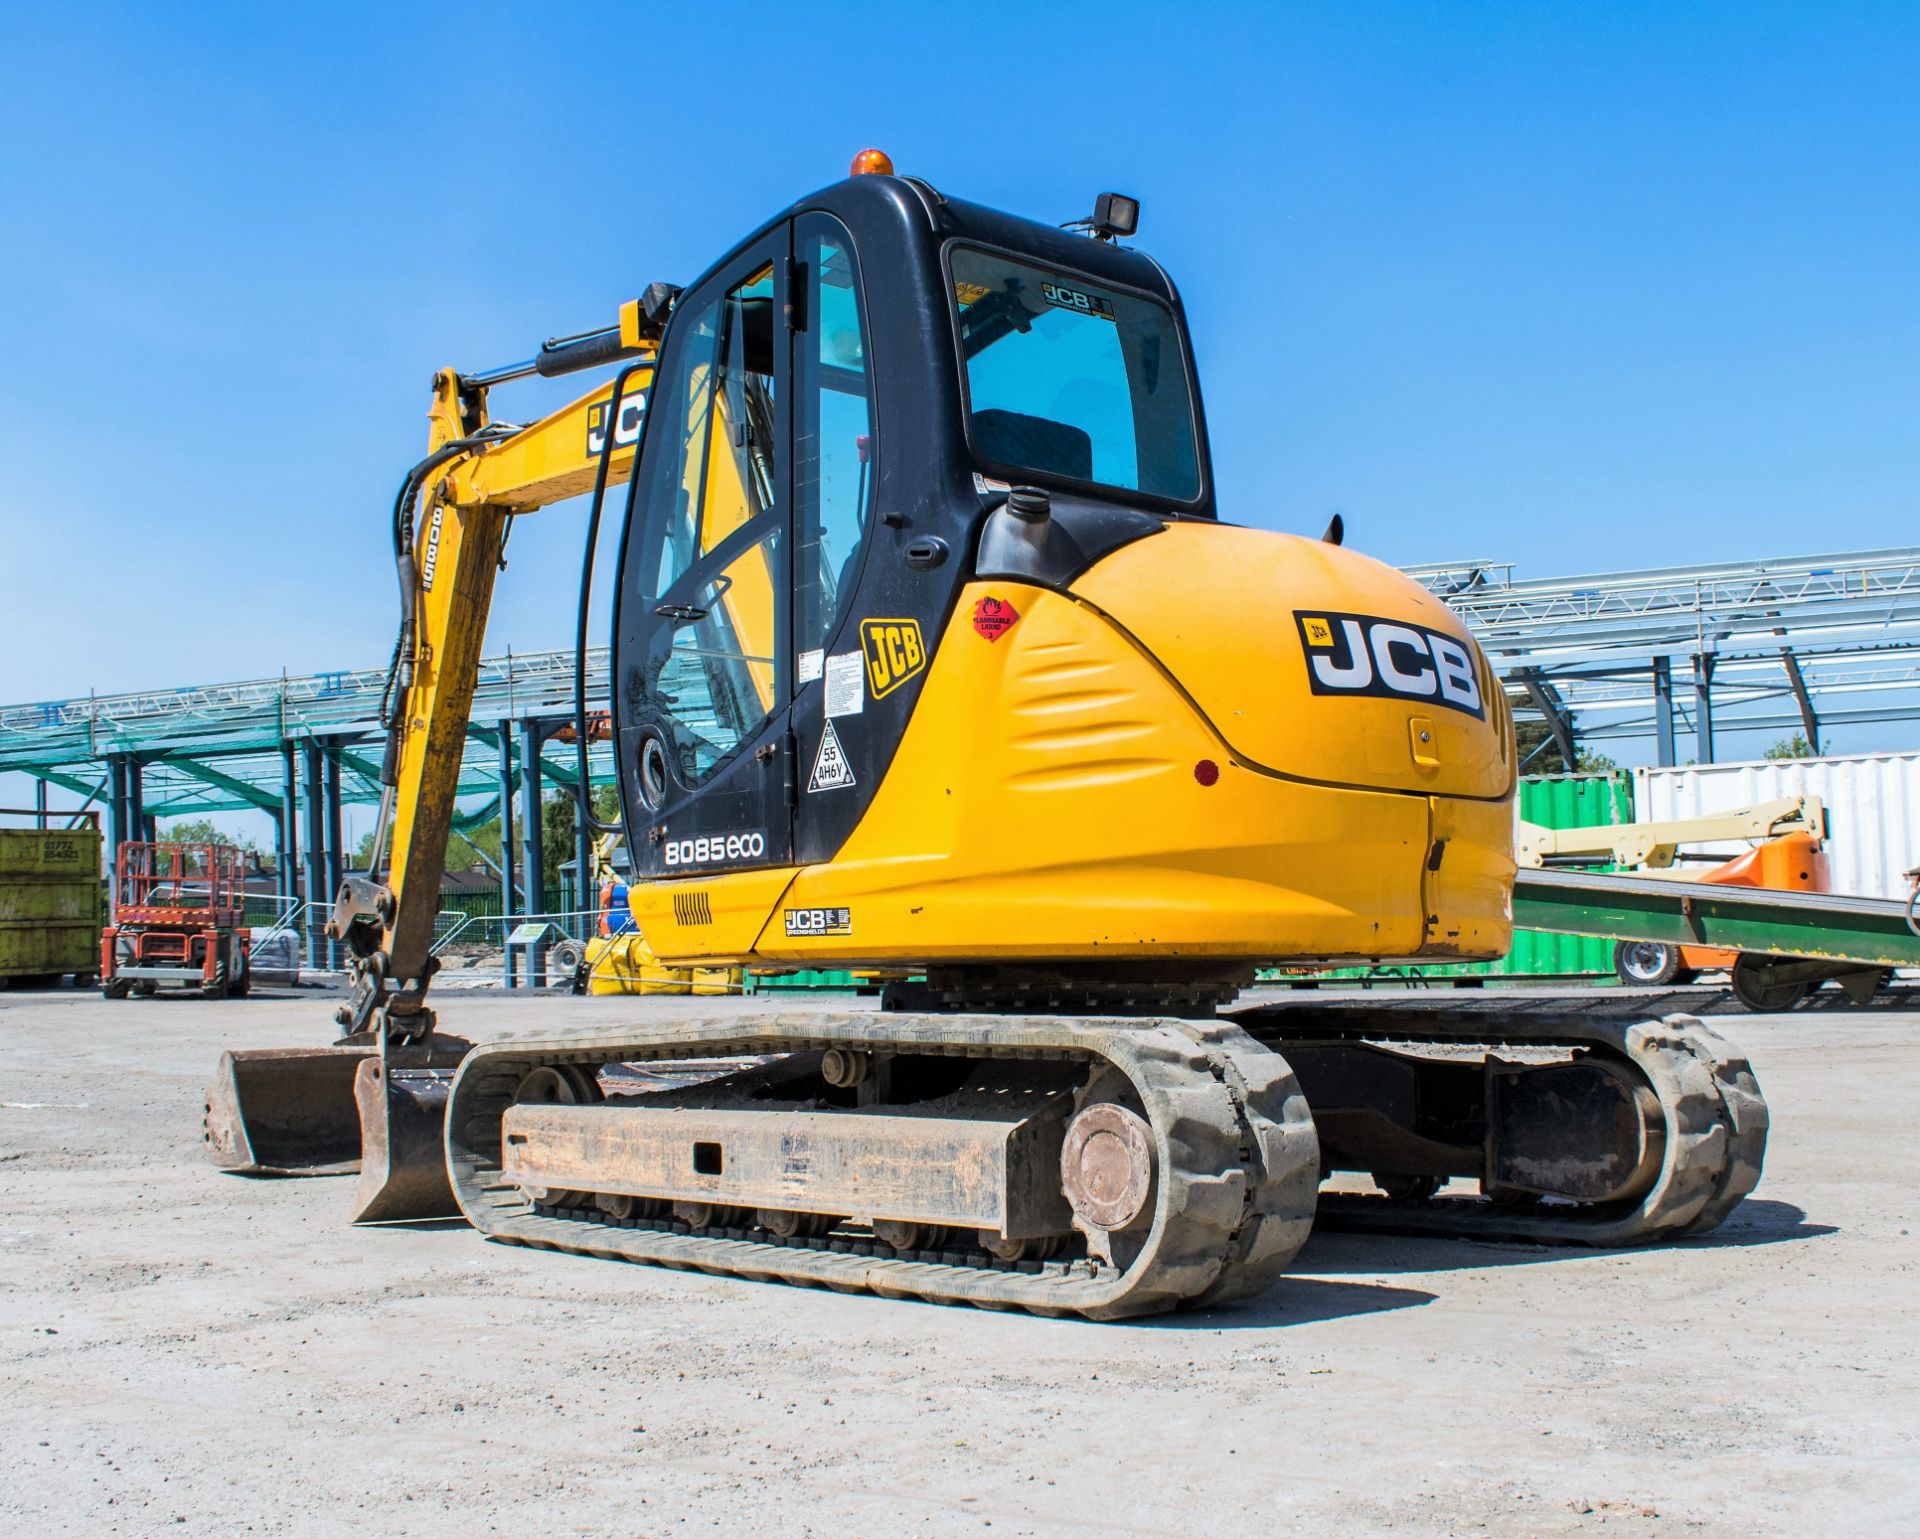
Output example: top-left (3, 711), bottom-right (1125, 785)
top-left (1764, 733), bottom-right (1816, 761)
top-left (1512, 719), bottom-right (1616, 774)
top-left (539, 784), bottom-right (622, 899)
top-left (347, 782), bottom-right (621, 899)
top-left (356, 816), bottom-right (503, 874)
top-left (159, 817), bottom-right (258, 852)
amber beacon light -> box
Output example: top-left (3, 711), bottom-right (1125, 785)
top-left (850, 147), bottom-right (895, 176)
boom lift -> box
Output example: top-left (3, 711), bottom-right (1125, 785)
top-left (205, 157), bottom-right (1767, 1317)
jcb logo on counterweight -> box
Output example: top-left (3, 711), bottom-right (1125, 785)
top-left (1294, 610), bottom-right (1484, 719)
top-left (859, 618), bottom-right (926, 699)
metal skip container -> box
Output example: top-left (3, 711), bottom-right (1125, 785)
top-left (0, 811), bottom-right (103, 986)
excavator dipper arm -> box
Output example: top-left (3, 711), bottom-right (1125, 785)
top-left (338, 334), bottom-right (659, 1036)
top-left (205, 314), bottom-right (660, 1217)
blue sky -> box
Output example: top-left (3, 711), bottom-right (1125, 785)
top-left (1, 3), bottom-right (1915, 762)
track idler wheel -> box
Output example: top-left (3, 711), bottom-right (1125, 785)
top-left (1060, 1102), bottom-right (1156, 1267)
top-left (509, 1065), bottom-right (603, 1210)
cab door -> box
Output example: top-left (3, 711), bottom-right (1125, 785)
top-left (615, 230), bottom-right (795, 880)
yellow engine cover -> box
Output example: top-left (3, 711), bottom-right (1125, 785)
top-left (630, 525), bottom-right (1516, 971)
top-left (1073, 526), bottom-right (1509, 800)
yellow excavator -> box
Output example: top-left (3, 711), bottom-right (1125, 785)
top-left (205, 154), bottom-right (1766, 1318)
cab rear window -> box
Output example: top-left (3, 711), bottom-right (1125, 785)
top-left (950, 246), bottom-right (1201, 503)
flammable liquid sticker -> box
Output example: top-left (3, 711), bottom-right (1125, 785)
top-left (972, 594), bottom-right (1020, 641)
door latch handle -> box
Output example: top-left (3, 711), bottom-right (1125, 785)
top-left (904, 536), bottom-right (948, 570)
top-left (754, 741), bottom-right (779, 763)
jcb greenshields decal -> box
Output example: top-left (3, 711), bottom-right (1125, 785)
top-left (1294, 611), bottom-right (1484, 718)
top-left (860, 618), bottom-right (926, 698)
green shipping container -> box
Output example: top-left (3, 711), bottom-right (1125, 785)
top-left (1501, 772), bottom-right (1635, 978)
top-left (1291, 771), bottom-right (1636, 983)
top-left (0, 816), bottom-right (104, 985)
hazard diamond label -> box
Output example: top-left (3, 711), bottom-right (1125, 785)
top-left (808, 719), bottom-right (856, 792)
top-left (972, 594), bottom-right (1020, 641)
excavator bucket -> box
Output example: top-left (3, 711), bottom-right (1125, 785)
top-left (204, 1038), bottom-right (471, 1223)
top-left (204, 1045), bottom-right (374, 1175)
top-left (345, 1045), bottom-right (468, 1222)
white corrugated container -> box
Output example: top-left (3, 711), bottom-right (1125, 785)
top-left (1635, 752), bottom-right (1920, 901)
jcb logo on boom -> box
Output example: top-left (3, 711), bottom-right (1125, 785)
top-left (859, 618), bottom-right (926, 699)
top-left (1294, 611), bottom-right (1484, 719)
top-left (586, 392), bottom-right (648, 456)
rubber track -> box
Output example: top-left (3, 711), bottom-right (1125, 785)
top-left (445, 1011), bottom-right (1319, 1320)
top-left (1233, 1000), bottom-right (1768, 1246)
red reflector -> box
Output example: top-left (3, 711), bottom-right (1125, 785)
top-left (1194, 760), bottom-right (1220, 786)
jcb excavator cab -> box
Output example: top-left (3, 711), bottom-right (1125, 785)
top-left (613, 174), bottom-right (1213, 883)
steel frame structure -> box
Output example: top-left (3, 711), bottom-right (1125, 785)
top-left (3, 545), bottom-right (1917, 909)
top-left (1407, 545), bottom-right (1920, 766)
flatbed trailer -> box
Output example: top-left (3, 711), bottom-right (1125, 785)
top-left (1513, 866), bottom-right (1920, 1006)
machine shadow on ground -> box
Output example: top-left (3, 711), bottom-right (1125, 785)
top-left (1287, 1199), bottom-right (1831, 1278)
top-left (1153, 1276), bottom-right (1439, 1331)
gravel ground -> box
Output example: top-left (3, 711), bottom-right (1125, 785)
top-left (1, 984), bottom-right (1914, 1537)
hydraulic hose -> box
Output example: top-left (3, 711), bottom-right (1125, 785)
top-left (571, 359), bottom-right (652, 837)
top-left (378, 430), bottom-right (517, 743)
top-left (363, 426), bottom-right (521, 885)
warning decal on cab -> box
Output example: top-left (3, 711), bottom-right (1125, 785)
top-left (859, 618), bottom-right (926, 698)
top-left (808, 719), bottom-right (856, 792)
top-left (972, 595), bottom-right (1020, 642)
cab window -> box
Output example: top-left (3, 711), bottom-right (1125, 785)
top-left (950, 245), bottom-right (1200, 503)
top-left (794, 216), bottom-right (874, 656)
top-left (631, 262), bottom-right (785, 784)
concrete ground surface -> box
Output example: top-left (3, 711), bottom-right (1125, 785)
top-left (1, 984), bottom-right (1913, 1538)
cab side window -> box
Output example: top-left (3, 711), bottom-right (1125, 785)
top-left (794, 217), bottom-right (874, 657)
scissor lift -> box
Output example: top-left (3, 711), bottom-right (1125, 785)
top-left (101, 841), bottom-right (252, 1000)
